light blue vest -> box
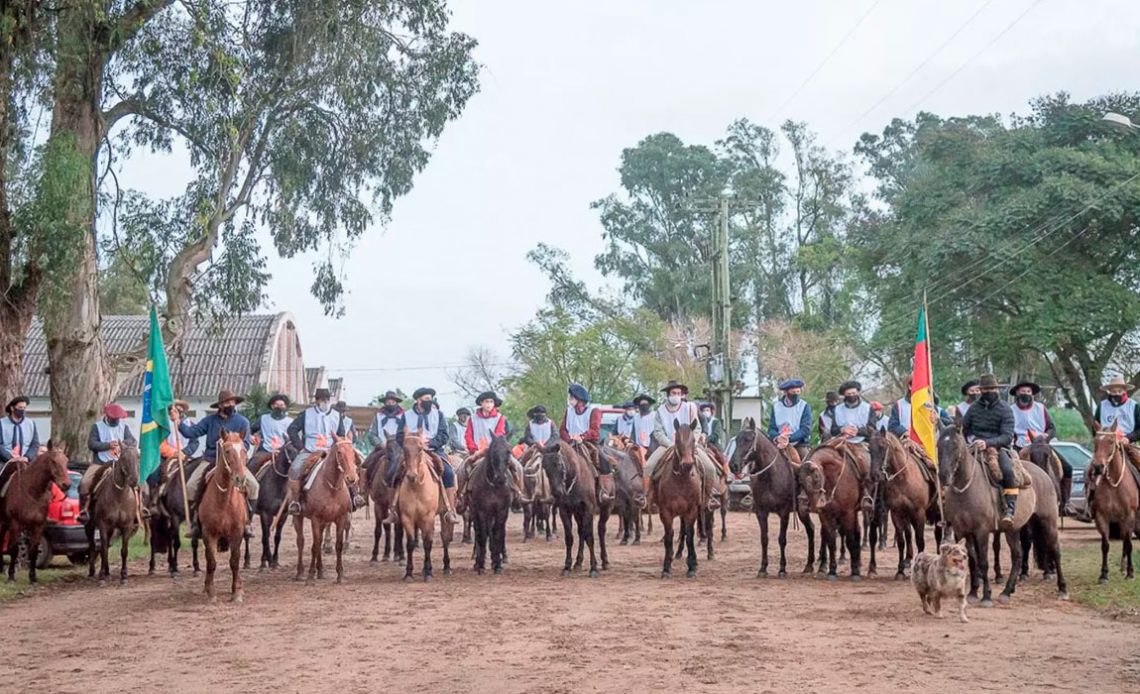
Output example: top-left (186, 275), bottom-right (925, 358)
top-left (258, 413), bottom-right (293, 452)
top-left (95, 420), bottom-right (126, 462)
top-left (302, 407), bottom-right (341, 452)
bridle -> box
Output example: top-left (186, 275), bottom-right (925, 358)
top-left (1093, 433), bottom-right (1128, 488)
top-left (214, 440), bottom-right (245, 493)
top-left (327, 441), bottom-right (355, 490)
top-left (881, 436), bottom-right (914, 484)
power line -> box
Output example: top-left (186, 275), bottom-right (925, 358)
top-left (323, 361), bottom-right (515, 374)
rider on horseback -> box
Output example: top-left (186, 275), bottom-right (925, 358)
top-left (961, 374), bottom-right (1019, 530)
top-left (448, 407), bottom-right (471, 455)
top-left (643, 381), bottom-right (724, 511)
top-left (1009, 380), bottom-right (1055, 451)
top-left (767, 379), bottom-right (812, 461)
top-left (818, 391), bottom-right (839, 443)
top-left (78, 402), bottom-right (137, 524)
top-left (285, 387), bottom-right (349, 516)
top-left (956, 380), bottom-right (980, 420)
top-left (523, 406), bottom-right (554, 447)
top-left (461, 391), bottom-right (527, 501)
top-left (249, 394), bottom-right (293, 477)
top-left (364, 391), bottom-right (404, 489)
top-left (383, 387), bottom-right (462, 525)
top-left (631, 394), bottom-right (657, 451)
top-left (698, 402), bottom-right (724, 449)
top-left (560, 383), bottom-right (615, 503)
top-left (829, 381), bottom-right (878, 505)
top-left (616, 401), bottom-right (637, 439)
top-left (887, 377), bottom-right (953, 440)
top-left (1087, 376), bottom-right (1140, 517)
top-left (0, 396), bottom-right (41, 476)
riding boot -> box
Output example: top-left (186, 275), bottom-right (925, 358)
top-left (349, 483), bottom-right (365, 510)
top-left (385, 486), bottom-right (402, 524)
top-left (1060, 477), bottom-right (1073, 516)
top-left (443, 487), bottom-right (461, 525)
top-left (287, 479), bottom-right (303, 516)
top-left (999, 491), bottom-right (1018, 530)
top-left (597, 472), bottom-right (615, 504)
top-left (512, 466), bottom-right (531, 503)
top-left (244, 496), bottom-right (255, 539)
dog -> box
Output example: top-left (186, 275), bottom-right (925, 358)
top-left (912, 540), bottom-right (970, 623)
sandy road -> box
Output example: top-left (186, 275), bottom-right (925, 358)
top-left (0, 511), bottom-right (1136, 693)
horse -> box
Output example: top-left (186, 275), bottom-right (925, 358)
top-left (607, 442), bottom-right (645, 546)
top-left (397, 435), bottom-right (443, 581)
top-left (1018, 436), bottom-right (1065, 581)
top-left (149, 457), bottom-right (204, 577)
top-left (0, 443), bottom-right (71, 583)
top-left (367, 439), bottom-right (405, 564)
top-left (468, 436), bottom-right (513, 575)
top-left (1087, 424), bottom-right (1139, 583)
top-left (652, 421), bottom-right (702, 578)
top-left (293, 436), bottom-right (357, 584)
top-left (797, 440), bottom-right (868, 581)
top-left (519, 444), bottom-right (554, 543)
top-left (198, 432), bottom-right (250, 602)
top-left (699, 445), bottom-right (730, 547)
top-left (247, 447), bottom-right (290, 571)
top-left (868, 430), bottom-right (942, 580)
top-left (730, 420), bottom-right (816, 577)
top-left (937, 424), bottom-right (1067, 606)
top-left (85, 445), bottom-right (142, 585)
top-left (542, 440), bottom-right (599, 577)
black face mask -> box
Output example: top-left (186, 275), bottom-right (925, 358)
top-left (11, 408), bottom-right (26, 421)
top-left (1016, 394), bottom-right (1033, 406)
top-left (271, 409), bottom-right (287, 420)
top-left (786, 394), bottom-right (800, 406)
top-left (532, 415), bottom-right (547, 424)
top-left (1109, 394), bottom-right (1125, 407)
top-left (106, 417), bottom-right (121, 427)
top-left (419, 399), bottom-right (433, 411)
top-left (844, 395), bottom-right (860, 406)
top-left (220, 405), bottom-right (235, 417)
top-left (965, 394), bottom-right (977, 404)
top-left (638, 405), bottom-right (651, 415)
top-left (981, 392), bottom-right (999, 405)
top-left (382, 404), bottom-right (398, 414)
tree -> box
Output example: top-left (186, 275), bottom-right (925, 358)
top-left (30, 1), bottom-right (479, 450)
top-left (447, 347), bottom-right (512, 405)
top-left (852, 93), bottom-right (1140, 431)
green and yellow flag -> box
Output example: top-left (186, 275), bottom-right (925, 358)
top-left (139, 306), bottom-right (173, 481)
top-left (909, 305), bottom-right (938, 465)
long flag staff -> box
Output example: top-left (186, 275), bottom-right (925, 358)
top-left (175, 420), bottom-right (191, 525)
top-left (925, 290), bottom-right (947, 534)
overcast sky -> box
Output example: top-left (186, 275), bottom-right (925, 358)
top-left (121, 0), bottom-right (1140, 413)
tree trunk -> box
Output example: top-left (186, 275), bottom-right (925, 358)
top-left (0, 283), bottom-right (39, 407)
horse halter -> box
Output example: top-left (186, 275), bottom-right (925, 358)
top-left (328, 441), bottom-right (355, 489)
top-left (1093, 433), bottom-right (1128, 488)
top-left (215, 440), bottom-right (245, 492)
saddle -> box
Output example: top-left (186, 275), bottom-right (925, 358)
top-left (825, 439), bottom-right (871, 479)
top-left (899, 438), bottom-right (938, 485)
top-left (979, 449), bottom-right (1032, 489)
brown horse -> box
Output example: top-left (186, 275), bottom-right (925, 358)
top-left (85, 445), bottom-right (142, 585)
top-left (730, 420), bottom-right (816, 577)
top-left (1017, 436), bottom-right (1065, 581)
top-left (468, 436), bottom-right (513, 575)
top-left (367, 439), bottom-right (405, 564)
top-left (149, 457), bottom-right (204, 577)
top-left (0, 443), bottom-right (71, 583)
top-left (653, 421), bottom-right (701, 578)
top-left (294, 436), bottom-right (357, 584)
top-left (606, 439), bottom-right (646, 546)
top-left (1088, 425), bottom-right (1139, 583)
top-left (520, 444), bottom-right (554, 543)
top-left (542, 440), bottom-right (599, 577)
top-left (937, 425), bottom-right (1067, 606)
top-left (868, 430), bottom-right (941, 580)
top-left (797, 440), bottom-right (867, 581)
top-left (398, 435), bottom-right (442, 581)
top-left (198, 432), bottom-right (249, 602)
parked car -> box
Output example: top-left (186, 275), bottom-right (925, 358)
top-left (2, 470), bottom-right (95, 569)
top-left (1050, 441), bottom-right (1092, 523)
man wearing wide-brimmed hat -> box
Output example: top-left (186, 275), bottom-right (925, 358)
top-left (1009, 379), bottom-right (1055, 450)
top-left (523, 405), bottom-right (553, 447)
top-left (384, 387), bottom-right (461, 524)
top-left (1087, 376), bottom-right (1140, 517)
top-left (334, 401), bottom-right (356, 442)
top-left (248, 394), bottom-right (292, 477)
top-left (448, 407), bottom-right (471, 455)
top-left (175, 390), bottom-right (259, 537)
top-left (830, 381), bottom-right (877, 443)
top-left (643, 380), bottom-right (724, 511)
top-left (0, 395), bottom-right (40, 470)
top-left (961, 374), bottom-right (1019, 529)
top-left (630, 394), bottom-right (656, 450)
top-left (458, 390), bottom-right (526, 508)
top-left (560, 383), bottom-right (616, 504)
top-left (79, 401), bottom-right (138, 522)
top-left (285, 387), bottom-right (348, 516)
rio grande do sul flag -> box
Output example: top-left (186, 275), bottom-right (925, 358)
top-left (909, 306), bottom-right (938, 465)
top-left (139, 306), bottom-right (174, 482)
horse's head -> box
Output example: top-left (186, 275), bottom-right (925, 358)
top-left (218, 431), bottom-right (248, 487)
top-left (730, 420), bottom-right (758, 473)
top-left (486, 435), bottom-right (510, 486)
top-left (331, 436), bottom-right (358, 486)
top-left (541, 442), bottom-right (571, 499)
top-left (673, 420), bottom-right (696, 475)
top-left (117, 444), bottom-right (141, 489)
top-left (1092, 420), bottom-right (1123, 472)
top-left (936, 422), bottom-right (966, 487)
top-left (868, 428), bottom-right (888, 480)
top-left (42, 440), bottom-right (72, 491)
top-left (403, 436), bottom-right (426, 480)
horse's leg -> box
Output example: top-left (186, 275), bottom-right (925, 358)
top-left (661, 512), bottom-right (674, 578)
top-left (893, 511), bottom-right (906, 579)
top-left (99, 523), bottom-right (111, 582)
top-left (801, 512), bottom-right (815, 575)
top-left (522, 502), bottom-right (532, 543)
top-left (294, 515), bottom-right (305, 581)
top-left (381, 519), bottom-right (391, 562)
top-left (394, 521), bottom-right (405, 562)
top-left (119, 526), bottom-right (132, 584)
top-left (597, 507), bottom-right (610, 571)
top-left (85, 519), bottom-right (97, 580)
top-left (633, 505), bottom-right (641, 545)
top-left (978, 532), bottom-right (993, 607)
top-left (560, 508), bottom-right (574, 576)
top-left (260, 511), bottom-right (272, 571)
top-left (992, 532), bottom-right (1003, 583)
top-left (230, 532), bottom-right (243, 603)
top-left (311, 519), bottom-right (324, 581)
top-left (848, 512), bottom-right (863, 581)
top-left (584, 510), bottom-right (599, 578)
top-left (757, 511), bottom-right (770, 577)
top-left (169, 518), bottom-right (181, 576)
top-left (474, 516), bottom-right (487, 575)
top-left (192, 528), bottom-right (201, 577)
top-left (1098, 522), bottom-right (1111, 584)
top-left (826, 522), bottom-right (838, 580)
top-left (705, 508), bottom-right (714, 561)
top-left (866, 508), bottom-right (877, 577)
top-left (492, 509), bottom-right (505, 574)
top-left (271, 511), bottom-right (284, 568)
top-left (204, 537), bottom-right (217, 601)
top-left (243, 534), bottom-right (251, 570)
top-left (404, 523), bottom-right (416, 581)
top-left (335, 517), bottom-right (346, 584)
top-left (720, 505), bottom-right (728, 543)
top-left (442, 514), bottom-right (453, 576)
top-left (1000, 529), bottom-right (1022, 603)
top-left (422, 520), bottom-right (434, 582)
top-left (1018, 526), bottom-right (1031, 582)
top-left (685, 515), bottom-right (698, 578)
top-left (25, 524), bottom-right (44, 583)
top-left (837, 523), bottom-right (847, 565)
top-left (575, 514), bottom-right (586, 570)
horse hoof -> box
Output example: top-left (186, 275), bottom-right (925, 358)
top-left (757, 570), bottom-right (767, 579)
top-left (494, 567), bottom-right (503, 576)
top-left (305, 579), bottom-right (315, 587)
top-left (423, 574), bottom-right (433, 583)
top-left (994, 574), bottom-right (1004, 582)
top-left (894, 573), bottom-right (906, 581)
top-left (1098, 576), bottom-right (1109, 585)
top-left (777, 571), bottom-right (787, 579)
top-left (403, 575), bottom-right (414, 582)
top-left (193, 570), bottom-right (201, 578)
top-left (802, 567), bottom-right (814, 575)
top-left (562, 569), bottom-right (571, 577)
top-left (967, 594), bottom-right (980, 605)
top-left (1127, 574), bottom-right (1136, 581)
top-left (147, 568), bottom-right (155, 576)
top-left (686, 570), bottom-right (696, 579)
top-left (632, 539), bottom-right (640, 546)
top-left (619, 539), bottom-right (629, 546)
top-left (444, 568), bottom-right (452, 576)
top-left (119, 579), bottom-right (128, 587)
top-left (369, 560), bottom-right (378, 567)
top-left (589, 569), bottom-right (599, 579)
top-left (208, 596), bottom-right (218, 604)
top-left (231, 593), bottom-right (244, 604)
top-left (827, 574), bottom-right (837, 582)
top-left (981, 599), bottom-right (993, 609)
top-left (850, 575), bottom-right (863, 583)
top-left (998, 593), bottom-right (1011, 605)
top-left (661, 571), bottom-right (671, 579)
top-left (867, 569), bottom-right (877, 578)
top-left (1058, 591), bottom-right (1070, 601)
top-left (336, 576), bottom-right (344, 585)
top-left (1017, 575), bottom-right (1027, 584)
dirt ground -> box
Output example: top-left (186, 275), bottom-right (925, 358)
top-left (1, 511), bottom-right (1136, 694)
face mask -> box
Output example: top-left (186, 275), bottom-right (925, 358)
top-left (700, 412), bottom-right (712, 421)
top-left (1016, 394), bottom-right (1033, 406)
top-left (220, 405), bottom-right (235, 417)
top-left (271, 409), bottom-right (287, 420)
top-left (638, 404), bottom-right (652, 415)
top-left (383, 404), bottom-right (398, 413)
top-left (624, 411), bottom-right (635, 419)
top-left (1109, 394), bottom-right (1125, 407)
top-left (317, 402), bottom-right (331, 414)
top-left (12, 408), bottom-right (26, 421)
top-left (533, 415), bottom-right (547, 424)
top-left (981, 392), bottom-right (999, 405)
top-left (567, 398), bottom-right (577, 409)
top-left (965, 394), bottom-right (977, 404)
top-left (106, 417), bottom-right (121, 427)
top-left (786, 394), bottom-right (800, 405)
top-left (844, 395), bottom-right (859, 405)
top-left (419, 399), bottom-right (433, 411)
top-left (667, 395), bottom-right (682, 407)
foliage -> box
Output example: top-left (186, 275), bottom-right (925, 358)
top-left (239, 383), bottom-right (269, 420)
top-left (97, 250), bottom-right (150, 315)
top-left (447, 347), bottom-right (512, 406)
top-left (368, 388), bottom-right (410, 407)
top-left (753, 319), bottom-right (858, 418)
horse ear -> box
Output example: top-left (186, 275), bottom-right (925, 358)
top-left (1111, 419), bottom-right (1119, 433)
top-left (672, 418), bottom-right (681, 431)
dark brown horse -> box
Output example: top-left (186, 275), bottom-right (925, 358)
top-left (606, 440), bottom-right (645, 546)
top-left (198, 432), bottom-right (250, 602)
top-left (1088, 425), bottom-right (1138, 583)
top-left (85, 445), bottom-right (142, 585)
top-left (797, 440), bottom-right (867, 581)
top-left (0, 443), bottom-right (71, 583)
top-left (542, 440), bottom-right (599, 577)
top-left (247, 447), bottom-right (290, 571)
top-left (149, 456), bottom-right (204, 577)
top-left (653, 421), bottom-right (701, 578)
top-left (294, 437), bottom-right (357, 584)
top-left (469, 436), bottom-right (513, 575)
top-left (868, 430), bottom-right (941, 580)
top-left (367, 439), bottom-right (404, 564)
top-left (519, 444), bottom-right (554, 543)
top-left (1018, 436), bottom-right (1065, 581)
top-left (730, 420), bottom-right (816, 577)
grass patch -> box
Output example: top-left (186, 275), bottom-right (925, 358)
top-left (1053, 408), bottom-right (1092, 448)
top-left (0, 531), bottom-right (155, 602)
top-left (1062, 539), bottom-right (1140, 616)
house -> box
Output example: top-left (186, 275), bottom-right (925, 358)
top-left (21, 312), bottom-right (311, 443)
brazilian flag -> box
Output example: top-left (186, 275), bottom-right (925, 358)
top-left (140, 306), bottom-right (174, 481)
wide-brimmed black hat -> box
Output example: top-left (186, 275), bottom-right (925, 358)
top-left (455, 407), bottom-right (471, 417)
top-left (527, 405), bottom-right (547, 418)
top-left (5, 395), bottom-right (28, 414)
top-left (475, 391), bottom-right (503, 407)
top-left (632, 394), bottom-right (656, 407)
top-left (334, 400), bottom-right (348, 412)
top-left (267, 394), bottom-right (290, 409)
top-left (380, 390), bottom-right (404, 403)
top-left (838, 381), bottom-right (861, 394)
top-left (660, 380), bottom-right (689, 395)
top-left (978, 374), bottom-right (1000, 389)
top-left (210, 389), bottom-right (245, 409)
top-left (1009, 380), bottom-right (1041, 396)
top-left (412, 387), bottom-right (436, 400)
top-left (960, 380), bottom-right (979, 396)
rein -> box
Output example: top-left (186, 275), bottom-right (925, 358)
top-left (1095, 435), bottom-right (1128, 488)
top-left (952, 449), bottom-right (982, 494)
top-left (882, 440), bottom-right (914, 484)
top-left (326, 444), bottom-right (352, 490)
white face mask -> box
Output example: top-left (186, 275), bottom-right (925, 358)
top-left (667, 395), bottom-right (682, 407)
top-left (567, 398), bottom-right (577, 409)
top-left (317, 402), bottom-right (331, 413)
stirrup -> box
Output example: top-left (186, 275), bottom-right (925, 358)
top-left (288, 500), bottom-right (302, 516)
top-left (384, 509), bottom-right (399, 524)
top-left (352, 493), bottom-right (366, 509)
top-left (444, 510), bottom-right (461, 524)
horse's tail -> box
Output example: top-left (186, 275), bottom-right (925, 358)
top-left (150, 514), bottom-right (172, 553)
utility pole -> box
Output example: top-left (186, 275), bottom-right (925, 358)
top-left (707, 194), bottom-right (733, 434)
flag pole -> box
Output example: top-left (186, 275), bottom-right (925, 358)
top-left (175, 420), bottom-right (191, 525)
top-left (925, 290), bottom-right (947, 536)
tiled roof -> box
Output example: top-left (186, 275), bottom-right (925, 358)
top-left (305, 366), bottom-right (326, 400)
top-left (23, 314), bottom-right (283, 399)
